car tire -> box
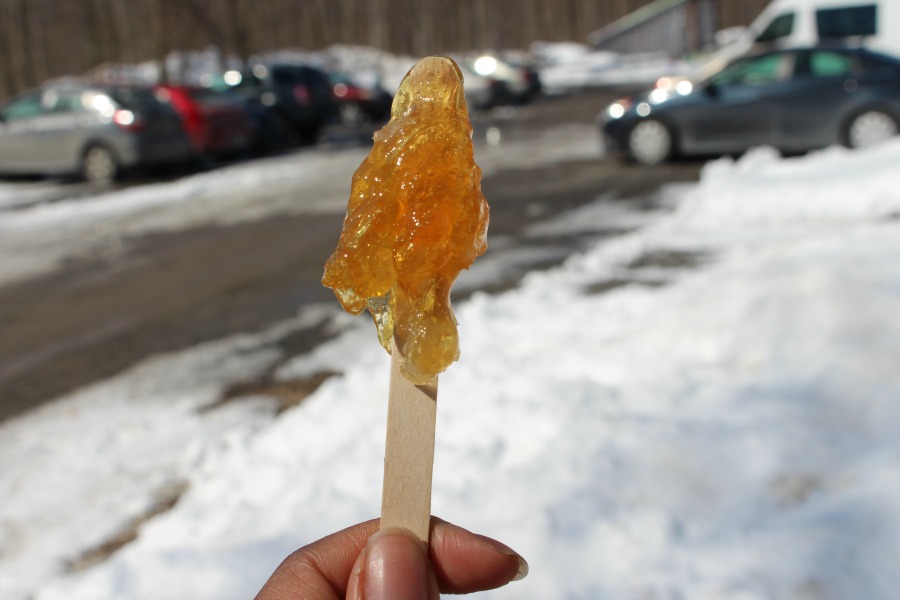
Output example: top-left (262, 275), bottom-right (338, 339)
top-left (338, 102), bottom-right (366, 126)
top-left (845, 110), bottom-right (898, 149)
top-left (627, 119), bottom-right (673, 166)
top-left (81, 144), bottom-right (119, 183)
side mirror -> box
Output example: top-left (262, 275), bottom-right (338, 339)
top-left (704, 83), bottom-right (720, 98)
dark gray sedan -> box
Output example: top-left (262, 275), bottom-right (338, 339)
top-left (0, 83), bottom-right (194, 182)
top-left (601, 46), bottom-right (900, 165)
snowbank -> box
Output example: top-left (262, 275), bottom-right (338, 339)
top-left (531, 41), bottom-right (694, 94)
top-left (1, 140), bottom-right (899, 599)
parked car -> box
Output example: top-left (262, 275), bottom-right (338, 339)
top-left (455, 62), bottom-right (495, 110)
top-left (0, 83), bottom-right (193, 182)
top-left (206, 63), bottom-right (336, 144)
top-left (601, 46), bottom-right (900, 165)
top-left (659, 0), bottom-right (900, 96)
top-left (153, 84), bottom-right (253, 158)
top-left (467, 54), bottom-right (542, 106)
top-left (328, 72), bottom-right (392, 126)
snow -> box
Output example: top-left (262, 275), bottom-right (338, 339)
top-left (531, 41), bottom-right (695, 94)
top-left (0, 137), bottom-right (896, 599)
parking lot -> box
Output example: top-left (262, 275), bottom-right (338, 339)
top-left (0, 88), bottom-right (704, 419)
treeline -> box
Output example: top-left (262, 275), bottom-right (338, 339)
top-left (0, 0), bottom-right (769, 100)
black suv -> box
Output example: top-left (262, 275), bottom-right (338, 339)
top-left (209, 63), bottom-right (336, 145)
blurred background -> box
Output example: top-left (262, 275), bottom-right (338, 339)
top-left (0, 0), bottom-right (768, 99)
top-left (2, 1), bottom-right (900, 599)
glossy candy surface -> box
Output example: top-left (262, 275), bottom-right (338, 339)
top-left (322, 56), bottom-right (489, 384)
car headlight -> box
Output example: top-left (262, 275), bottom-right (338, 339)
top-left (649, 88), bottom-right (669, 104)
top-left (607, 99), bottom-right (632, 119)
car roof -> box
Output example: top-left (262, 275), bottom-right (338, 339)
top-left (746, 44), bottom-right (900, 61)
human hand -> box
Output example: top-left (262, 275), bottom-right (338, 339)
top-left (255, 517), bottom-right (528, 600)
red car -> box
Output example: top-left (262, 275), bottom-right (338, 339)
top-left (154, 85), bottom-right (253, 157)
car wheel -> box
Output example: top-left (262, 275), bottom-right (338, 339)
top-left (81, 144), bottom-right (119, 183)
top-left (846, 110), bottom-right (898, 149)
top-left (338, 102), bottom-right (366, 126)
top-left (627, 119), bottom-right (672, 165)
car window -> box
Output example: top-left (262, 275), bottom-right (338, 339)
top-left (756, 12), bottom-right (795, 43)
top-left (853, 51), bottom-right (900, 79)
top-left (220, 72), bottom-right (261, 91)
top-left (712, 53), bottom-right (788, 87)
top-left (187, 87), bottom-right (220, 102)
top-left (272, 68), bottom-right (299, 85)
top-left (52, 90), bottom-right (87, 113)
top-left (0, 94), bottom-right (44, 121)
top-left (306, 69), bottom-right (328, 88)
top-left (809, 51), bottom-right (854, 77)
top-left (107, 87), bottom-right (160, 111)
top-left (189, 87), bottom-right (238, 106)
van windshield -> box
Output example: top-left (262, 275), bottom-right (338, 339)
top-left (756, 12), bottom-right (795, 43)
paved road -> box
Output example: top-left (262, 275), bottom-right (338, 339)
top-left (0, 90), bottom-right (703, 421)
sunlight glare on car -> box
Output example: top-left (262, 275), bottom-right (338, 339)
top-left (474, 55), bottom-right (498, 76)
top-left (224, 70), bottom-right (243, 86)
top-left (89, 93), bottom-right (116, 118)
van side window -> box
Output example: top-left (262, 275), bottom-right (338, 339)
top-left (816, 5), bottom-right (877, 39)
top-left (756, 12), bottom-right (795, 43)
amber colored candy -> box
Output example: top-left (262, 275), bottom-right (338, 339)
top-left (322, 56), bottom-right (489, 384)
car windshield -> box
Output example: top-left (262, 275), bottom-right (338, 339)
top-left (756, 12), bottom-right (795, 43)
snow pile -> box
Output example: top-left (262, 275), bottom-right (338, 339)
top-left (1, 140), bottom-right (899, 600)
top-left (531, 41), bottom-right (694, 94)
top-left (677, 145), bottom-right (900, 227)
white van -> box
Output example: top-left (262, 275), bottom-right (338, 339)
top-left (679, 0), bottom-right (900, 85)
top-left (751, 0), bottom-right (900, 56)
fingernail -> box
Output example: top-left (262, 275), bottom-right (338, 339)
top-left (512, 555), bottom-right (529, 581)
top-left (364, 527), bottom-right (430, 600)
top-left (478, 534), bottom-right (529, 582)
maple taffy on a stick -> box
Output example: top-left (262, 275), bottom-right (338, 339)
top-left (323, 56), bottom-right (489, 542)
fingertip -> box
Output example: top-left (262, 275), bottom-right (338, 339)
top-left (428, 518), bottom-right (528, 593)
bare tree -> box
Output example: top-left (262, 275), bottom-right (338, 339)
top-left (0, 0), bottom-right (772, 102)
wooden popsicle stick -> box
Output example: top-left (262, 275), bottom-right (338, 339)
top-left (380, 345), bottom-right (438, 542)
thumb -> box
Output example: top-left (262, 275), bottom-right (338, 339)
top-left (346, 527), bottom-right (439, 600)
